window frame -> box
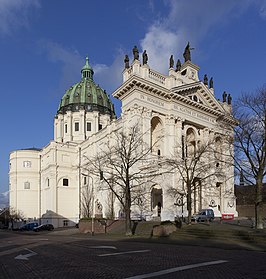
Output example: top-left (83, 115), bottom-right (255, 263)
top-left (74, 122), bottom-right (79, 132)
top-left (24, 181), bottom-right (30, 189)
top-left (63, 178), bottom-right (69, 186)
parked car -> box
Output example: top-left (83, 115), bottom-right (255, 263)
top-left (19, 222), bottom-right (39, 231)
top-left (191, 209), bottom-right (214, 222)
top-left (33, 224), bottom-right (54, 232)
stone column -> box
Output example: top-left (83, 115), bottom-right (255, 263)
top-left (142, 107), bottom-right (152, 148)
top-left (165, 114), bottom-right (176, 156)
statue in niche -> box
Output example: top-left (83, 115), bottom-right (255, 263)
top-left (209, 77), bottom-right (213, 88)
top-left (203, 74), bottom-right (208, 85)
top-left (176, 59), bottom-right (181, 72)
top-left (124, 55), bottom-right (130, 69)
top-left (169, 55), bottom-right (174, 68)
top-left (228, 94), bottom-right (232, 105)
top-left (142, 50), bottom-right (148, 65)
top-left (183, 42), bottom-right (191, 62)
top-left (222, 91), bottom-right (227, 102)
top-left (132, 45), bottom-right (139, 60)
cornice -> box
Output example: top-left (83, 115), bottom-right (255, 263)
top-left (113, 75), bottom-right (237, 125)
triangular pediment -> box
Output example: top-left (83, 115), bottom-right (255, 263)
top-left (170, 82), bottom-right (225, 113)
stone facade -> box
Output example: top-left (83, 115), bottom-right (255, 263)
top-left (9, 50), bottom-right (238, 227)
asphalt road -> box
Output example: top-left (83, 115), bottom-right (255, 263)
top-left (0, 230), bottom-right (265, 278)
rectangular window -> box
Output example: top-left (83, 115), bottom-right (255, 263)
top-left (99, 124), bottom-right (102, 130)
top-left (75, 122), bottom-right (79, 131)
top-left (47, 179), bottom-right (50, 187)
top-left (24, 182), bottom-right (30, 189)
top-left (63, 220), bottom-right (69, 227)
top-left (63, 178), bottom-right (69, 186)
top-left (23, 161), bottom-right (31, 168)
top-left (65, 124), bottom-right (67, 133)
top-left (83, 176), bottom-right (87, 185)
top-left (87, 122), bottom-right (91, 131)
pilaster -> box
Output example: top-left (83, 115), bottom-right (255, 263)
top-left (165, 114), bottom-right (176, 156)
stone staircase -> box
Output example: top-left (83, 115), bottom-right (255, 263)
top-left (169, 223), bottom-right (266, 250)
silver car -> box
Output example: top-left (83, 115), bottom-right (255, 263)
top-left (192, 209), bottom-right (214, 222)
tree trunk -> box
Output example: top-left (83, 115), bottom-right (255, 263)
top-left (125, 178), bottom-right (132, 235)
top-left (187, 181), bottom-right (192, 224)
top-left (255, 177), bottom-right (264, 229)
top-left (125, 206), bottom-right (132, 235)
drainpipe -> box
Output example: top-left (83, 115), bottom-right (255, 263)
top-left (78, 146), bottom-right (81, 222)
top-left (39, 154), bottom-right (42, 224)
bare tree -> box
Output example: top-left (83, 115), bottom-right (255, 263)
top-left (7, 207), bottom-right (25, 229)
top-left (84, 124), bottom-right (160, 235)
top-left (81, 183), bottom-right (93, 218)
top-left (166, 135), bottom-right (225, 224)
top-left (104, 189), bottom-right (115, 220)
top-left (234, 86), bottom-right (266, 229)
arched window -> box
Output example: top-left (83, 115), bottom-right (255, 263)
top-left (151, 117), bottom-right (163, 155)
top-left (151, 187), bottom-right (163, 217)
top-left (215, 137), bottom-right (222, 162)
top-left (186, 128), bottom-right (196, 157)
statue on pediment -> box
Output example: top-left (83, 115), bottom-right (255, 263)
top-left (176, 59), bottom-right (181, 72)
top-left (204, 74), bottom-right (208, 85)
top-left (142, 50), bottom-right (148, 65)
top-left (183, 42), bottom-right (191, 62)
top-left (222, 91), bottom-right (227, 103)
top-left (228, 94), bottom-right (232, 105)
top-left (169, 55), bottom-right (174, 68)
top-left (209, 77), bottom-right (213, 88)
top-left (132, 45), bottom-right (139, 60)
top-left (124, 55), bottom-right (130, 69)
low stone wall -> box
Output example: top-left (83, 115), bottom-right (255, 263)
top-left (237, 205), bottom-right (266, 218)
top-left (79, 219), bottom-right (124, 234)
top-left (152, 224), bottom-right (177, 237)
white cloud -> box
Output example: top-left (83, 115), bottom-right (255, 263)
top-left (93, 51), bottom-right (124, 93)
top-left (258, 0), bottom-right (266, 18)
top-left (40, 40), bottom-right (123, 114)
top-left (139, 0), bottom-right (255, 73)
top-left (140, 24), bottom-right (182, 74)
top-left (0, 0), bottom-right (40, 35)
top-left (0, 191), bottom-right (9, 209)
top-left (39, 40), bottom-right (83, 93)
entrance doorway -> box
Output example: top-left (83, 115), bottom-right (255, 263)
top-left (151, 188), bottom-right (163, 217)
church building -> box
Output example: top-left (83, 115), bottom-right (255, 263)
top-left (9, 45), bottom-right (237, 227)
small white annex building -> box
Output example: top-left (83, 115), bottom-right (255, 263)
top-left (9, 45), bottom-right (238, 227)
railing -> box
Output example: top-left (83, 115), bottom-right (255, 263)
top-left (148, 69), bottom-right (166, 85)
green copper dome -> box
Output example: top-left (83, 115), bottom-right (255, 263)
top-left (57, 57), bottom-right (116, 117)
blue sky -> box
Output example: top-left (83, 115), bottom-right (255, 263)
top-left (0, 0), bottom-right (266, 207)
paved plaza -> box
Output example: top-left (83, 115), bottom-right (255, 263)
top-left (0, 225), bottom-right (266, 279)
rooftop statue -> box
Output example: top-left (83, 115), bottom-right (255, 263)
top-left (183, 42), bottom-right (191, 62)
top-left (124, 55), bottom-right (130, 69)
top-left (222, 91), bottom-right (227, 103)
top-left (142, 50), bottom-right (148, 65)
top-left (209, 77), bottom-right (213, 88)
top-left (132, 45), bottom-right (139, 60)
top-left (228, 94), bottom-right (232, 105)
top-left (176, 59), bottom-right (181, 72)
top-left (203, 74), bottom-right (208, 85)
top-left (169, 55), bottom-right (174, 68)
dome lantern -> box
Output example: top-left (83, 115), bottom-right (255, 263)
top-left (81, 56), bottom-right (94, 80)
